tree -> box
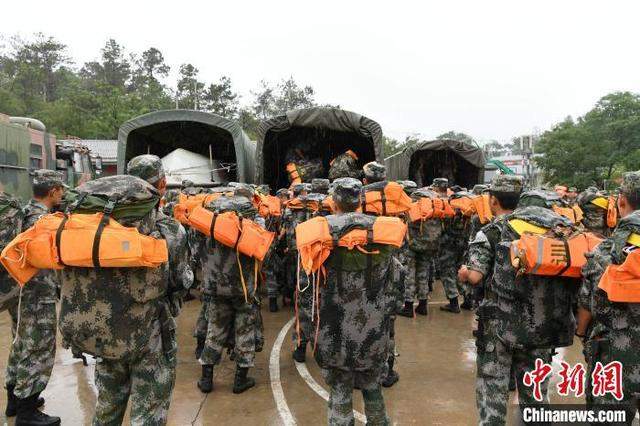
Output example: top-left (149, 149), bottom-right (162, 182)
top-left (176, 63), bottom-right (205, 110)
top-left (81, 39), bottom-right (131, 90)
top-left (251, 80), bottom-right (276, 120)
top-left (436, 130), bottom-right (477, 146)
top-left (202, 76), bottom-right (239, 118)
top-left (483, 140), bottom-right (508, 158)
top-left (535, 92), bottom-right (640, 189)
top-left (273, 77), bottom-right (315, 113)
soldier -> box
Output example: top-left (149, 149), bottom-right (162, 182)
top-left (576, 187), bottom-right (610, 236)
top-left (328, 149), bottom-right (361, 181)
top-left (460, 176), bottom-right (578, 425)
top-left (197, 184), bottom-right (263, 394)
top-left (59, 156), bottom-right (192, 425)
top-left (577, 172), bottom-right (640, 417)
top-left (436, 177), bottom-right (467, 314)
top-left (314, 177), bottom-right (393, 425)
top-left (6, 170), bottom-right (65, 425)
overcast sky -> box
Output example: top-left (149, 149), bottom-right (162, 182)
top-left (3, 0), bottom-right (639, 143)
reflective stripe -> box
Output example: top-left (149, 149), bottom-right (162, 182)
top-left (530, 237), bottom-right (545, 275)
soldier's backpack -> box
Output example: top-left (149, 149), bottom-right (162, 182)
top-left (407, 189), bottom-right (445, 253)
top-left (56, 175), bottom-right (176, 360)
top-left (0, 193), bottom-right (22, 311)
top-left (492, 206), bottom-right (581, 349)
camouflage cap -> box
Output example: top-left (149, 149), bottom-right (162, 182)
top-left (490, 175), bottom-right (524, 194)
top-left (181, 179), bottom-right (194, 188)
top-left (311, 178), bottom-right (330, 194)
top-left (331, 178), bottom-right (363, 208)
top-left (233, 183), bottom-right (255, 199)
top-left (292, 183), bottom-right (307, 197)
top-left (432, 178), bottom-right (449, 188)
top-left (363, 162), bottom-right (386, 182)
top-left (126, 154), bottom-right (165, 184)
top-left (276, 188), bottom-right (289, 197)
top-left (620, 171), bottom-right (640, 199)
top-left (472, 184), bottom-right (489, 195)
top-left (31, 169), bottom-right (67, 188)
top-left (398, 180), bottom-right (418, 194)
top-left (258, 184), bottom-right (271, 194)
top-left (577, 187), bottom-right (605, 209)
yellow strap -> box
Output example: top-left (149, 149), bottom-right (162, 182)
top-left (628, 233), bottom-right (640, 248)
top-left (509, 219), bottom-right (548, 236)
top-left (591, 197), bottom-right (609, 210)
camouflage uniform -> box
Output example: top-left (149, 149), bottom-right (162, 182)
top-left (315, 178), bottom-right (391, 425)
top-left (198, 189), bottom-right (263, 391)
top-left (328, 150), bottom-right (361, 181)
top-left (470, 177), bottom-right (577, 425)
top-left (580, 172), bottom-right (640, 417)
top-left (61, 165), bottom-right (191, 425)
top-left (6, 171), bottom-right (65, 404)
top-left (439, 208), bottom-right (468, 307)
top-left (0, 193), bottom-right (22, 312)
top-left (577, 187), bottom-right (610, 236)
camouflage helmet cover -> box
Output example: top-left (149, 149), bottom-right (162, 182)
top-left (126, 154), bottom-right (165, 185)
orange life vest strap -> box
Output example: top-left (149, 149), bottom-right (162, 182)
top-left (598, 249), bottom-right (640, 302)
top-left (607, 196), bottom-right (618, 228)
top-left (286, 163), bottom-right (302, 184)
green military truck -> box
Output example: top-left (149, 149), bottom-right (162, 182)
top-left (0, 113), bottom-right (98, 200)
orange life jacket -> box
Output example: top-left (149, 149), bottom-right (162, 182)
top-left (449, 196), bottom-right (477, 217)
top-left (361, 182), bottom-right (413, 216)
top-left (408, 196), bottom-right (450, 222)
top-left (510, 227), bottom-right (602, 278)
top-left (295, 216), bottom-right (407, 275)
top-left (322, 196), bottom-right (336, 214)
top-left (607, 196), bottom-right (618, 228)
top-left (187, 207), bottom-right (275, 262)
top-left (173, 193), bottom-right (225, 224)
top-left (598, 246), bottom-right (640, 302)
top-left (286, 163), bottom-right (302, 185)
top-left (472, 193), bottom-right (494, 224)
top-left (287, 197), bottom-right (324, 214)
top-left (256, 194), bottom-right (282, 218)
top-left (0, 212), bottom-right (168, 286)
top-left (552, 204), bottom-right (584, 224)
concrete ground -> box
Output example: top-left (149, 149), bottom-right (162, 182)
top-left (0, 283), bottom-right (588, 425)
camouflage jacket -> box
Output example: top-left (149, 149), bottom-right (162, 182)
top-left (491, 206), bottom-right (578, 349)
top-left (328, 152), bottom-right (361, 181)
top-left (22, 199), bottom-right (58, 302)
top-left (581, 210), bottom-right (640, 340)
top-left (283, 198), bottom-right (315, 251)
top-left (314, 213), bottom-right (392, 372)
top-left (199, 196), bottom-right (265, 299)
top-left (581, 205), bottom-right (609, 237)
top-left (59, 208), bottom-right (192, 360)
top-left (0, 193), bottom-right (22, 310)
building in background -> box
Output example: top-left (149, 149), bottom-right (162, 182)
top-left (61, 139), bottom-right (118, 176)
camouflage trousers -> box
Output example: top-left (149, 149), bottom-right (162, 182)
top-left (193, 298), bottom-right (208, 340)
top-left (403, 249), bottom-right (433, 302)
top-left (265, 263), bottom-right (279, 298)
top-left (587, 332), bottom-right (640, 421)
top-left (5, 291), bottom-right (56, 399)
top-left (387, 315), bottom-right (397, 362)
top-left (200, 296), bottom-right (257, 368)
top-left (292, 273), bottom-right (314, 346)
top-left (476, 322), bottom-right (552, 426)
top-left (439, 244), bottom-right (466, 300)
top-left (320, 368), bottom-right (389, 426)
top-left (93, 322), bottom-right (176, 426)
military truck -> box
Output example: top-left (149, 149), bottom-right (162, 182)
top-left (385, 139), bottom-right (486, 189)
top-left (0, 114), bottom-right (98, 200)
top-left (117, 109), bottom-right (254, 187)
top-left (255, 107), bottom-right (384, 190)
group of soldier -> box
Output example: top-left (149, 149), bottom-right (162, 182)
top-left (1, 149), bottom-right (640, 426)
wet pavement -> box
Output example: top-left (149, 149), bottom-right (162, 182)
top-left (0, 283), bottom-right (587, 425)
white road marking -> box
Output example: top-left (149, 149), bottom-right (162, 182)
top-left (270, 317), bottom-right (297, 426)
top-left (294, 358), bottom-right (368, 424)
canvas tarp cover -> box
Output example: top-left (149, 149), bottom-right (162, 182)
top-left (117, 109), bottom-right (254, 183)
top-left (255, 108), bottom-right (383, 187)
top-left (386, 139), bottom-right (486, 186)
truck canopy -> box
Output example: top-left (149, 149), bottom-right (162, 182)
top-left (255, 107), bottom-right (383, 190)
top-left (386, 139), bottom-right (486, 189)
top-left (117, 109), bottom-right (254, 184)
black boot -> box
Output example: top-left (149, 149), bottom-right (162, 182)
top-left (440, 297), bottom-right (461, 313)
top-left (398, 301), bottom-right (414, 318)
top-left (6, 386), bottom-right (44, 418)
top-left (460, 295), bottom-right (475, 310)
top-left (415, 299), bottom-right (428, 316)
top-left (195, 336), bottom-right (205, 360)
top-left (197, 365), bottom-right (214, 394)
top-left (381, 357), bottom-right (400, 387)
top-left (292, 341), bottom-right (307, 363)
top-left (233, 366), bottom-right (256, 394)
top-left (15, 393), bottom-right (59, 426)
top-left (269, 297), bottom-right (279, 312)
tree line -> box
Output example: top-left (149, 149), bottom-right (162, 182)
top-left (2, 34), bottom-right (639, 189)
top-left (0, 33), bottom-right (325, 140)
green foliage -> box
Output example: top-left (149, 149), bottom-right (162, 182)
top-left (535, 92), bottom-right (640, 189)
top-left (436, 130), bottom-right (477, 146)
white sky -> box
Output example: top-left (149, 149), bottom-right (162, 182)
top-left (3, 0), bottom-right (639, 143)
